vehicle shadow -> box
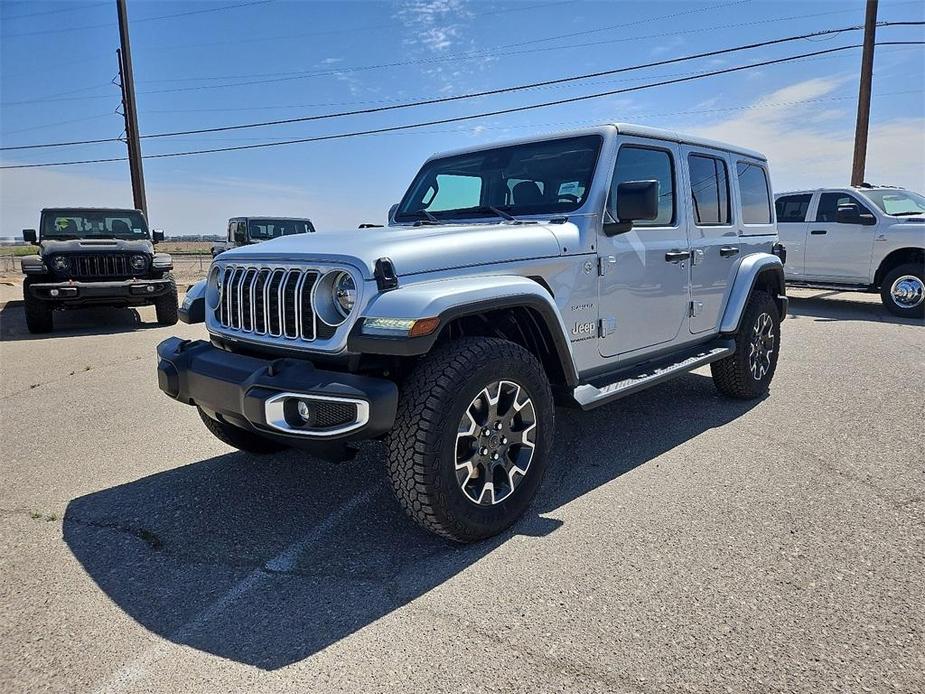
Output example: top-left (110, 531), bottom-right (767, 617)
top-left (0, 301), bottom-right (161, 341)
top-left (787, 292), bottom-right (923, 326)
top-left (63, 373), bottom-right (761, 670)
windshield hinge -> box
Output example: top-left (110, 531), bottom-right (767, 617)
top-left (599, 255), bottom-right (616, 276)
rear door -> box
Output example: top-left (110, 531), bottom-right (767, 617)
top-left (598, 138), bottom-right (690, 358)
top-left (774, 193), bottom-right (813, 278)
top-left (682, 147), bottom-right (738, 334)
top-left (803, 192), bottom-right (877, 282)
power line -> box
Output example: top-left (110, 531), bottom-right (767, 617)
top-left (1, 1), bottom-right (108, 20)
top-left (0, 0), bottom-right (274, 38)
top-left (0, 1), bottom-right (837, 106)
top-left (3, 41), bottom-right (922, 170)
top-left (4, 23), bottom-right (922, 152)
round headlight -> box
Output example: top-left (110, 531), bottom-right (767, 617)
top-left (52, 256), bottom-right (69, 271)
top-left (333, 271), bottom-right (356, 317)
top-left (130, 254), bottom-right (147, 270)
top-left (206, 266), bottom-right (222, 308)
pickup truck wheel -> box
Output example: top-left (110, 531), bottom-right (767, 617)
top-left (711, 290), bottom-right (780, 400)
top-left (386, 337), bottom-right (554, 543)
top-left (880, 264), bottom-right (924, 318)
top-left (154, 273), bottom-right (179, 326)
top-left (23, 280), bottom-right (53, 334)
top-left (197, 407), bottom-right (287, 454)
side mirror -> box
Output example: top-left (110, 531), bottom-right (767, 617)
top-left (604, 180), bottom-right (659, 236)
top-left (152, 229), bottom-right (164, 243)
top-left (388, 203), bottom-right (399, 224)
top-left (835, 204), bottom-right (861, 224)
top-left (23, 229), bottom-right (37, 244)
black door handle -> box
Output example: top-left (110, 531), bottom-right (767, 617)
top-left (810, 229), bottom-right (827, 235)
top-left (720, 246), bottom-right (740, 257)
top-left (665, 250), bottom-right (691, 262)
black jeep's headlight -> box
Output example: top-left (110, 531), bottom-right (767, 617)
top-left (52, 256), bottom-right (69, 271)
top-left (333, 271), bottom-right (356, 317)
top-left (130, 254), bottom-right (147, 270)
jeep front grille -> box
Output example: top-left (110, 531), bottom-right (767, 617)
top-left (71, 254), bottom-right (133, 278)
top-left (216, 265), bottom-right (336, 341)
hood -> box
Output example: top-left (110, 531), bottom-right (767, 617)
top-left (39, 238), bottom-right (154, 255)
top-left (218, 221), bottom-right (578, 278)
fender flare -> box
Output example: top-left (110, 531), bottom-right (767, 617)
top-left (719, 253), bottom-right (787, 334)
top-left (347, 275), bottom-right (579, 386)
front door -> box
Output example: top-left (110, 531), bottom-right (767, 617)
top-left (803, 192), bottom-right (876, 282)
top-left (598, 139), bottom-right (690, 358)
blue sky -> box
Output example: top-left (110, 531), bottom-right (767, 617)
top-left (1, 0), bottom-right (923, 236)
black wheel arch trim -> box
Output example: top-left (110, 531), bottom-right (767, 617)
top-left (347, 293), bottom-right (579, 386)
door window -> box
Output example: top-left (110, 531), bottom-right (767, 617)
top-left (688, 154), bottom-right (730, 225)
top-left (775, 194), bottom-right (812, 222)
top-left (609, 145), bottom-right (675, 226)
top-left (736, 161), bottom-right (772, 224)
top-left (815, 193), bottom-right (872, 222)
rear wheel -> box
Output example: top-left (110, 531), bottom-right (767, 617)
top-left (23, 279), bottom-right (53, 334)
top-left (154, 273), bottom-right (179, 326)
top-left (197, 407), bottom-right (288, 454)
top-left (386, 337), bottom-right (554, 543)
top-left (711, 290), bottom-right (780, 399)
top-left (880, 263), bottom-right (924, 318)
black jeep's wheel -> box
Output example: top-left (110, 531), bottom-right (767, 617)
top-left (197, 407), bottom-right (288, 454)
top-left (880, 263), bottom-right (924, 318)
top-left (23, 279), bottom-right (53, 334)
top-left (386, 337), bottom-right (554, 543)
top-left (711, 290), bottom-right (780, 400)
top-left (154, 273), bottom-right (179, 326)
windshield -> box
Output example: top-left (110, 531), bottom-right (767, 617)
top-left (861, 189), bottom-right (925, 216)
top-left (395, 135), bottom-right (602, 222)
top-left (247, 219), bottom-right (314, 240)
top-left (41, 211), bottom-right (149, 240)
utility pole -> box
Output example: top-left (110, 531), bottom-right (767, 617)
top-left (116, 0), bottom-right (147, 216)
top-left (850, 0), bottom-right (878, 187)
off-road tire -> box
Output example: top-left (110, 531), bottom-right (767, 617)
top-left (154, 273), bottom-right (179, 326)
top-left (880, 263), bottom-right (925, 318)
top-left (711, 290), bottom-right (780, 399)
top-left (386, 337), bottom-right (554, 543)
top-left (23, 279), bottom-right (53, 334)
top-left (197, 407), bottom-right (288, 454)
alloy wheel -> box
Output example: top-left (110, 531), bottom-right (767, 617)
top-left (748, 312), bottom-right (775, 381)
top-left (455, 380), bottom-right (537, 506)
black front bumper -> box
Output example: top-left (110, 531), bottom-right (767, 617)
top-left (28, 278), bottom-right (173, 305)
top-left (156, 337), bottom-right (398, 448)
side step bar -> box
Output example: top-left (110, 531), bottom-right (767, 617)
top-left (572, 341), bottom-right (734, 410)
top-left (786, 281), bottom-right (870, 292)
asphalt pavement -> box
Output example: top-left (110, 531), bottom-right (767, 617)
top-left (0, 288), bottom-right (922, 693)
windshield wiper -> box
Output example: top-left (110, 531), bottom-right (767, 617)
top-left (413, 208), bottom-right (442, 226)
top-left (892, 211), bottom-right (923, 216)
top-left (474, 205), bottom-right (535, 224)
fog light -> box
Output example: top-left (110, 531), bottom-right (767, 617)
top-left (146, 285), bottom-right (155, 293)
top-left (296, 400), bottom-right (312, 423)
top-left (50, 288), bottom-right (60, 297)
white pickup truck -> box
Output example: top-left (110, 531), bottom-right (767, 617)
top-left (775, 185), bottom-right (925, 317)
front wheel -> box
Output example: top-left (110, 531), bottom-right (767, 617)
top-left (386, 337), bottom-right (554, 543)
top-left (711, 290), bottom-right (780, 399)
top-left (23, 279), bottom-right (53, 334)
top-left (880, 263), bottom-right (924, 318)
top-left (154, 273), bottom-right (179, 326)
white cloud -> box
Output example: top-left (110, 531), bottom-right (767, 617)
top-left (685, 76), bottom-right (925, 193)
top-left (396, 0), bottom-right (471, 53)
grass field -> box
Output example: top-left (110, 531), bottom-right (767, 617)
top-left (0, 242), bottom-right (212, 256)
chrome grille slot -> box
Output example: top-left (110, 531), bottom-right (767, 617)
top-left (215, 265), bottom-right (324, 342)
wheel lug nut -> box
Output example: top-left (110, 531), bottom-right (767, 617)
top-left (500, 436), bottom-right (508, 445)
top-left (491, 452), bottom-right (500, 460)
top-left (480, 447), bottom-right (489, 456)
top-left (481, 427), bottom-right (491, 437)
top-left (494, 421), bottom-right (503, 430)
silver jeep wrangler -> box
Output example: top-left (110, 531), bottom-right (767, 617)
top-left (157, 124), bottom-right (787, 542)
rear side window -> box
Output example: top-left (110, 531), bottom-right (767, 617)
top-left (610, 145), bottom-right (675, 226)
top-left (816, 193), bottom-right (871, 222)
top-left (736, 161), bottom-right (772, 224)
top-left (689, 154), bottom-right (730, 225)
top-left (775, 194), bottom-right (812, 222)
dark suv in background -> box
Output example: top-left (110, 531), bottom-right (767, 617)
top-left (20, 207), bottom-right (178, 333)
top-left (211, 216), bottom-right (315, 256)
